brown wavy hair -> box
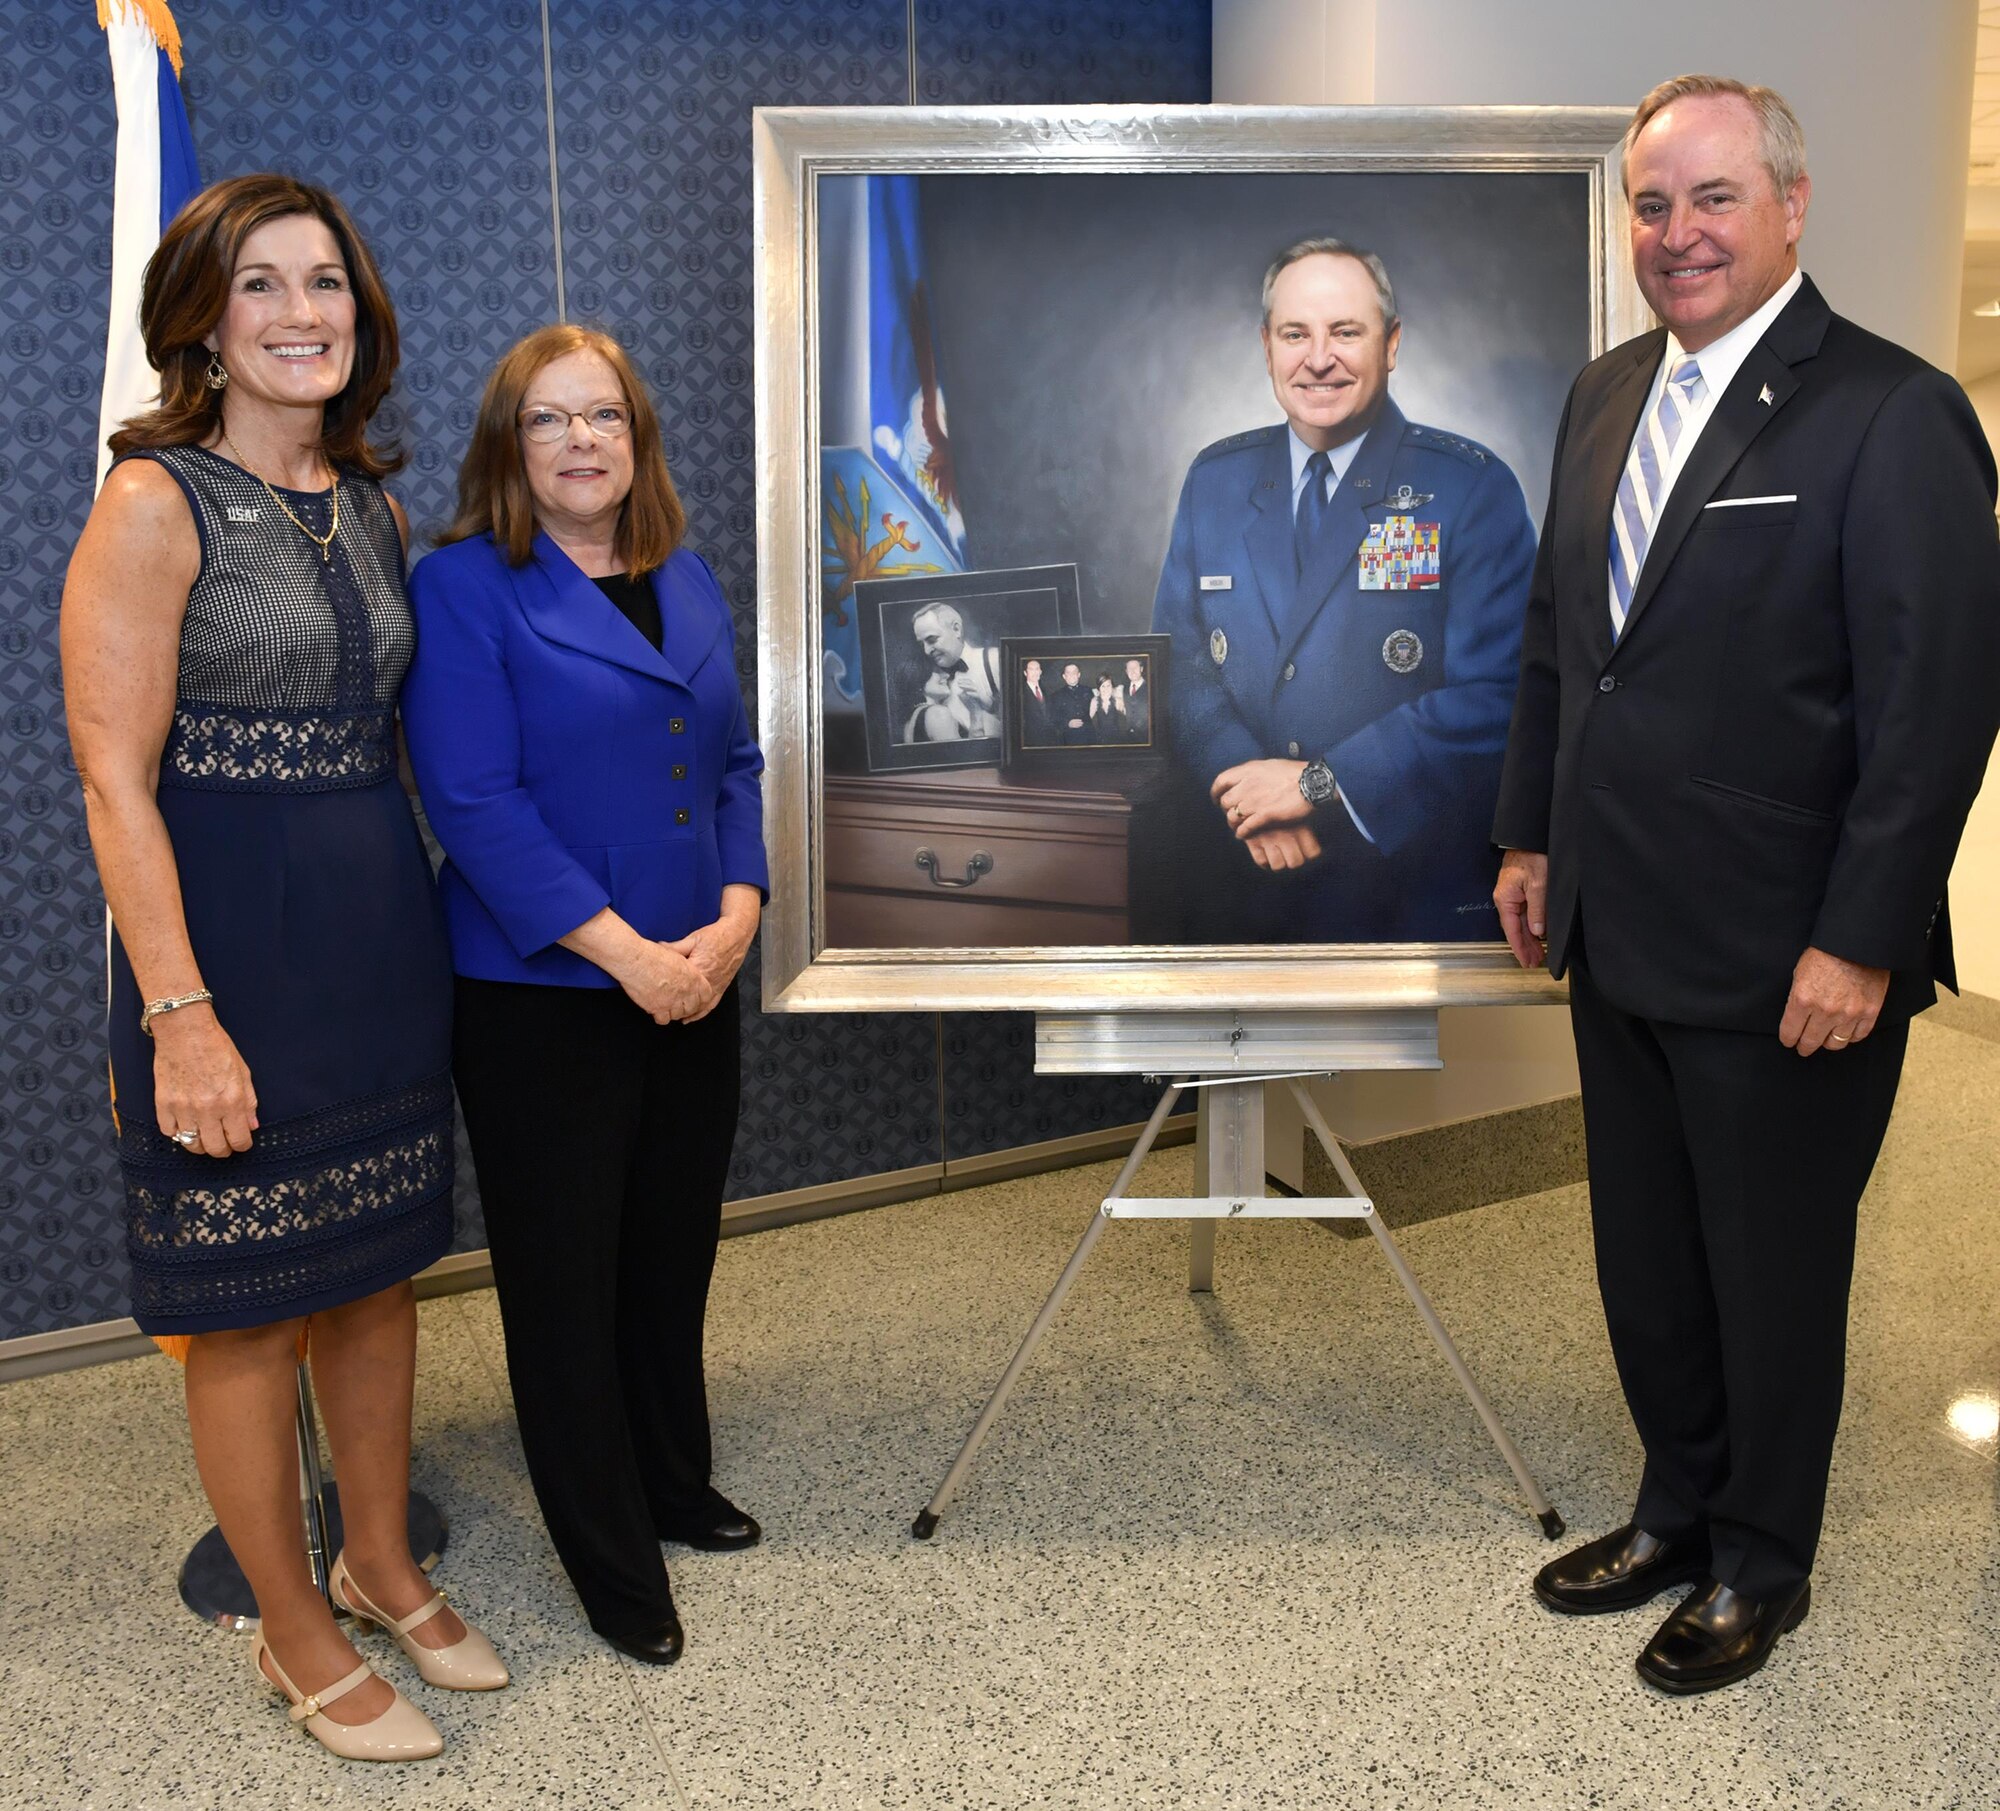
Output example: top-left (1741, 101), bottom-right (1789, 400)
top-left (439, 324), bottom-right (685, 575)
top-left (107, 173), bottom-right (403, 476)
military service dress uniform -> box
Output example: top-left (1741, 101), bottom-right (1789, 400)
top-left (1149, 400), bottom-right (1536, 941)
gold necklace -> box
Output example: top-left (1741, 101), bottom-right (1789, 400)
top-left (220, 432), bottom-right (340, 562)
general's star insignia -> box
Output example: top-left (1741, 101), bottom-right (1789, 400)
top-left (1758, 384), bottom-right (1775, 406)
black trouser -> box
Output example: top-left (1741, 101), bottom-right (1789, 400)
top-left (1566, 950), bottom-right (1909, 1601)
top-left (453, 977), bottom-right (740, 1636)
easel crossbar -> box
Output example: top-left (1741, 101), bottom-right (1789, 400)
top-left (1107, 1196), bottom-right (1372, 1219)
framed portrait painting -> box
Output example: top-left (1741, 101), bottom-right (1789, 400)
top-left (754, 104), bottom-right (1648, 1013)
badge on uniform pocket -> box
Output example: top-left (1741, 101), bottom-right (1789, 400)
top-left (1382, 629), bottom-right (1424, 673)
top-left (1210, 628), bottom-right (1228, 666)
top-left (1359, 514), bottom-right (1441, 591)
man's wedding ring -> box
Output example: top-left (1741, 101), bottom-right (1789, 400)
top-left (172, 1128), bottom-right (199, 1147)
top-left (1828, 1033), bottom-right (1849, 1044)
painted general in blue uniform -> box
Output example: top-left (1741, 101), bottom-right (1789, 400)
top-left (1149, 238), bottom-right (1536, 942)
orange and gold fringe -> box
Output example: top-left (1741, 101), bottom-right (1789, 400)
top-left (95, 0), bottom-right (186, 78)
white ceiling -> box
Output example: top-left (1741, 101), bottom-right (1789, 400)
top-left (1972, 4), bottom-right (2000, 184)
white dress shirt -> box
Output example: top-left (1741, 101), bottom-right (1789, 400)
top-left (1624, 267), bottom-right (1802, 527)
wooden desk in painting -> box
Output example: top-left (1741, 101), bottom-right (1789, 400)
top-left (823, 768), bottom-right (1134, 947)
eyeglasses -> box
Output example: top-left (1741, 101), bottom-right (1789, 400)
top-left (518, 403), bottom-right (632, 443)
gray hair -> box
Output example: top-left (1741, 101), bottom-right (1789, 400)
top-left (1260, 237), bottom-right (1399, 332)
top-left (1624, 74), bottom-right (1808, 199)
top-left (911, 602), bottom-right (962, 635)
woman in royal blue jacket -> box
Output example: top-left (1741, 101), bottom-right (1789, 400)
top-left (402, 325), bottom-right (769, 1666)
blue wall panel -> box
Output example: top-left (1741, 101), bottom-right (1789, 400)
top-left (0, 0), bottom-right (1212, 1340)
top-left (547, 1), bottom-right (945, 1197)
top-left (0, 12), bottom-right (125, 1336)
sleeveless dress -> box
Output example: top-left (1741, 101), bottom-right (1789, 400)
top-left (107, 445), bottom-right (455, 1335)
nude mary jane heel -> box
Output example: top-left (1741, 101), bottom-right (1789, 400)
top-left (331, 1552), bottom-right (510, 1691)
top-left (252, 1629), bottom-right (443, 1761)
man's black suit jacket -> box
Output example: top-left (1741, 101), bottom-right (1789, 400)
top-left (1494, 277), bottom-right (2000, 1033)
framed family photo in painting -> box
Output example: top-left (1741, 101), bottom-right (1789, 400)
top-left (1002, 634), bottom-right (1170, 765)
top-left (754, 103), bottom-right (1648, 1013)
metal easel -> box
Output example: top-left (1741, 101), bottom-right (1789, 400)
top-left (178, 1362), bottom-right (449, 1629)
top-left (913, 1010), bottom-right (1564, 1541)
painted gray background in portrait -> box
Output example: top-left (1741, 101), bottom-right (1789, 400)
top-left (911, 170), bottom-right (1591, 635)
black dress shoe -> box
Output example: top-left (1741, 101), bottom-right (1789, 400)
top-left (1533, 1522), bottom-right (1710, 1614)
top-left (658, 1491), bottom-right (762, 1553)
top-left (1636, 1577), bottom-right (1809, 1694)
top-left (595, 1610), bottom-right (685, 1666)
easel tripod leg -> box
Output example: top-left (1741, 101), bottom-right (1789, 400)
top-left (912, 1083), bottom-right (1184, 1539)
top-left (1285, 1081), bottom-right (1565, 1540)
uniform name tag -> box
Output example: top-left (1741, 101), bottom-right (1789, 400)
top-left (1359, 514), bottom-right (1440, 591)
top-left (1200, 575), bottom-right (1232, 591)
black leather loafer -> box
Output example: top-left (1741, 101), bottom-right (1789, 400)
top-left (658, 1492), bottom-right (762, 1553)
top-left (596, 1611), bottom-right (685, 1666)
top-left (1533, 1522), bottom-right (1710, 1614)
top-left (1636, 1577), bottom-right (1809, 1694)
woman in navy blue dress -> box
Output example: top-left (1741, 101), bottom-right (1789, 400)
top-left (62, 176), bottom-right (504, 1762)
top-left (402, 325), bottom-right (769, 1667)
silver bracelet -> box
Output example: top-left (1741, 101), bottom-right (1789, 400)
top-left (140, 989), bottom-right (214, 1037)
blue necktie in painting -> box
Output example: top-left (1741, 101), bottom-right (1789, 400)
top-left (1609, 355), bottom-right (1705, 639)
top-left (1294, 448), bottom-right (1333, 577)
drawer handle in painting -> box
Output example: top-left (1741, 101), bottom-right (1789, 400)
top-left (913, 847), bottom-right (995, 889)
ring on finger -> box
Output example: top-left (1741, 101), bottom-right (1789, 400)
top-left (1828, 1032), bottom-right (1850, 1044)
top-left (172, 1127), bottom-right (199, 1147)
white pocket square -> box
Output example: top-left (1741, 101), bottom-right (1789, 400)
top-left (1704, 494), bottom-right (1797, 509)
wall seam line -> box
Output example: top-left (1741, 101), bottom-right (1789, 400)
top-left (538, 0), bottom-right (567, 321)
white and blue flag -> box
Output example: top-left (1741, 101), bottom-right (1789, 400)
top-left (95, 0), bottom-right (200, 490)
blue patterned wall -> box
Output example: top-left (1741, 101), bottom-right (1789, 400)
top-left (0, 0), bottom-right (1210, 1342)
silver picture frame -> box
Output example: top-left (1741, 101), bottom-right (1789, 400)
top-left (753, 102), bottom-right (1648, 1014)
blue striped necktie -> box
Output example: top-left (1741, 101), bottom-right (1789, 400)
top-left (1609, 355), bottom-right (1705, 638)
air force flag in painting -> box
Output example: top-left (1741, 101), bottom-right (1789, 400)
top-left (864, 176), bottom-right (967, 563)
top-left (96, 0), bottom-right (201, 491)
top-left (817, 175), bottom-right (967, 701)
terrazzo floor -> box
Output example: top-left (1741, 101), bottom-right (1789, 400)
top-left (2, 1012), bottom-right (1996, 1810)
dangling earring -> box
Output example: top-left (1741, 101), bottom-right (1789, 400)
top-left (204, 353), bottom-right (228, 391)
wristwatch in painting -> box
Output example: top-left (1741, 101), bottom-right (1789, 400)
top-left (1298, 758), bottom-right (1338, 809)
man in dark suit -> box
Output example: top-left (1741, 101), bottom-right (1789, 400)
top-left (1119, 656), bottom-right (1154, 746)
top-left (1049, 660), bottom-right (1092, 746)
top-left (1494, 75), bottom-right (2000, 1694)
top-left (1019, 657), bottom-right (1053, 746)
